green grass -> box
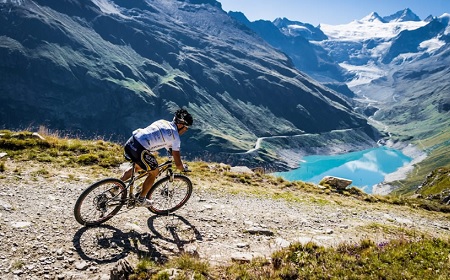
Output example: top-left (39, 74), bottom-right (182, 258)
top-left (130, 254), bottom-right (210, 280)
top-left (418, 167), bottom-right (450, 197)
top-left (0, 129), bottom-right (124, 168)
top-left (392, 130), bottom-right (450, 195)
top-left (128, 238), bottom-right (450, 279)
top-left (221, 238), bottom-right (450, 280)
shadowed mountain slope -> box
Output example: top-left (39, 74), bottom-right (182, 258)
top-left (0, 0), bottom-right (376, 166)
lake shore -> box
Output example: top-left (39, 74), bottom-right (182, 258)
top-left (372, 144), bottom-right (427, 195)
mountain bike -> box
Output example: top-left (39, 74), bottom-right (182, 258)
top-left (74, 154), bottom-right (193, 226)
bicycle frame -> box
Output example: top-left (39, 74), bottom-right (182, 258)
top-left (122, 158), bottom-right (175, 204)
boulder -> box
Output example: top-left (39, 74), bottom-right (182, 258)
top-left (110, 259), bottom-right (134, 280)
top-left (230, 166), bottom-right (254, 174)
top-left (319, 176), bottom-right (352, 190)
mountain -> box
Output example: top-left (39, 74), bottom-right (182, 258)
top-left (273, 17), bottom-right (327, 41)
top-left (231, 8), bottom-right (449, 190)
top-left (361, 9), bottom-right (421, 24)
top-left (0, 0), bottom-right (377, 168)
top-left (382, 15), bottom-right (450, 64)
top-left (356, 19), bottom-right (450, 137)
top-left (320, 11), bottom-right (450, 191)
top-left (382, 8), bottom-right (421, 22)
top-left (361, 12), bottom-right (385, 23)
top-left (229, 13), bottom-right (352, 84)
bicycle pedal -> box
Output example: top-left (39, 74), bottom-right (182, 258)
top-left (126, 199), bottom-right (137, 208)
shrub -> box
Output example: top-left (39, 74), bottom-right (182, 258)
top-left (77, 154), bottom-right (99, 165)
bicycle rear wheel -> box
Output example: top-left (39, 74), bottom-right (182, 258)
top-left (146, 174), bottom-right (192, 215)
top-left (74, 178), bottom-right (127, 226)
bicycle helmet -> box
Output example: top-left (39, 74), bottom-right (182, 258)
top-left (173, 108), bottom-right (193, 126)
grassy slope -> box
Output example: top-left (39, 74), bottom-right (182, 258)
top-left (391, 128), bottom-right (450, 195)
top-left (1, 129), bottom-right (450, 279)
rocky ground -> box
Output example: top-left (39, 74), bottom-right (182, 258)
top-left (1, 159), bottom-right (450, 279)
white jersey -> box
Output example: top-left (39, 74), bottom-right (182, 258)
top-left (132, 120), bottom-right (181, 152)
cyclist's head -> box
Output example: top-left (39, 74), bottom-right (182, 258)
top-left (173, 108), bottom-right (193, 127)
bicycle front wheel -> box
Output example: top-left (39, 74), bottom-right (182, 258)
top-left (146, 174), bottom-right (192, 215)
top-left (74, 178), bottom-right (127, 226)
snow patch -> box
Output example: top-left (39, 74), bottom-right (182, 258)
top-left (320, 21), bottom-right (427, 41)
top-left (287, 24), bottom-right (310, 32)
top-left (340, 62), bottom-right (386, 87)
top-left (419, 38), bottom-right (445, 53)
top-left (91, 0), bottom-right (130, 19)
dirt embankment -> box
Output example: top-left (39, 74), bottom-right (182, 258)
top-left (0, 159), bottom-right (449, 279)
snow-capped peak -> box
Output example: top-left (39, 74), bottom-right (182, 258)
top-left (383, 8), bottom-right (421, 22)
top-left (319, 9), bottom-right (427, 41)
top-left (360, 12), bottom-right (384, 23)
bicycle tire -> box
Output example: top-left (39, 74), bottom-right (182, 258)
top-left (74, 178), bottom-right (127, 226)
top-left (146, 174), bottom-right (192, 215)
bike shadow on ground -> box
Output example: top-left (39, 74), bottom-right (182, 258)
top-left (72, 214), bottom-right (203, 265)
top-left (146, 214), bottom-right (203, 255)
top-left (72, 224), bottom-right (167, 264)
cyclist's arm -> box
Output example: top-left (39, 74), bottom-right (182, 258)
top-left (172, 150), bottom-right (184, 171)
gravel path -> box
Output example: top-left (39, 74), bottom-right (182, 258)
top-left (1, 160), bottom-right (449, 279)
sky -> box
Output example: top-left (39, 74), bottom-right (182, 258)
top-left (217, 0), bottom-right (450, 26)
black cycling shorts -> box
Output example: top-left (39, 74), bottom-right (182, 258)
top-left (123, 136), bottom-right (158, 171)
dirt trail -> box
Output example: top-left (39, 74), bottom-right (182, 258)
top-left (0, 160), bottom-right (449, 279)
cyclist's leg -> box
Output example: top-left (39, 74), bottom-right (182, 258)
top-left (139, 150), bottom-right (159, 198)
top-left (120, 136), bottom-right (144, 181)
top-left (120, 164), bottom-right (143, 182)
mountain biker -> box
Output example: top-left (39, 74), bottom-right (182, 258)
top-left (119, 108), bottom-right (193, 207)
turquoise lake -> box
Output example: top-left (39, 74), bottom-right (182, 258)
top-left (275, 147), bottom-right (412, 193)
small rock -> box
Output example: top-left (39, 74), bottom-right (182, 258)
top-left (74, 261), bottom-right (89, 270)
top-left (275, 238), bottom-right (290, 248)
top-left (203, 204), bottom-right (213, 210)
top-left (110, 259), bottom-right (134, 280)
top-left (236, 242), bottom-right (250, 248)
top-left (125, 222), bottom-right (143, 232)
top-left (244, 227), bottom-right (274, 236)
top-left (12, 269), bottom-right (24, 275)
top-left (11, 221), bottom-right (32, 228)
top-left (1, 202), bottom-right (12, 211)
top-left (231, 252), bottom-right (253, 263)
